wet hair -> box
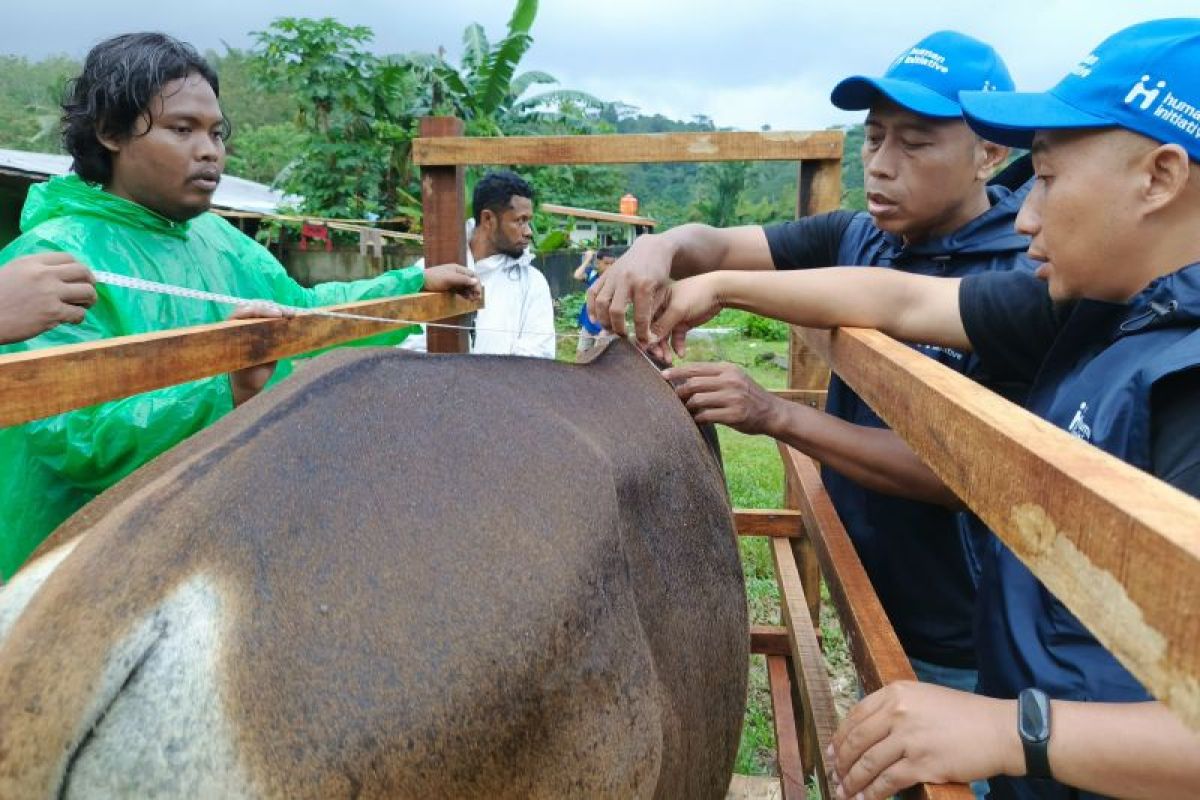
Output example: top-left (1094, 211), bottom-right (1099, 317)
top-left (598, 244), bottom-right (629, 260)
top-left (62, 33), bottom-right (222, 184)
top-left (472, 170), bottom-right (534, 223)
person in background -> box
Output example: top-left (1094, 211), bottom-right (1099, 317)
top-left (403, 171), bottom-right (555, 359)
top-left (574, 244), bottom-right (626, 354)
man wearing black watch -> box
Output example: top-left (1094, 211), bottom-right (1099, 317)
top-left (1018, 688), bottom-right (1052, 781)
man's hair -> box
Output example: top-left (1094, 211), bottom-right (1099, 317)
top-left (472, 170), bottom-right (534, 223)
top-left (62, 32), bottom-right (221, 185)
top-left (598, 244), bottom-right (629, 259)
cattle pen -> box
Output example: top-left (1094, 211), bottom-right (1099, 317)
top-left (1, 118), bottom-right (1198, 799)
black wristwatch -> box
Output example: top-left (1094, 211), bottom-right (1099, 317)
top-left (1018, 687), bottom-right (1053, 779)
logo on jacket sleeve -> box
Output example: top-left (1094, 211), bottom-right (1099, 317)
top-left (1067, 401), bottom-right (1092, 441)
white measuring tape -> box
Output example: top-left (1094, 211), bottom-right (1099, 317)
top-left (92, 270), bottom-right (628, 346)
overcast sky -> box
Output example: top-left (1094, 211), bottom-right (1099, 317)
top-left (2, 1), bottom-right (1197, 131)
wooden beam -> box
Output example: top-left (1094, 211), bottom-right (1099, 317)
top-left (779, 444), bottom-right (974, 800)
top-left (413, 130), bottom-right (843, 166)
top-left (797, 157), bottom-right (843, 218)
top-left (539, 202), bottom-right (657, 228)
top-left (778, 444), bottom-right (915, 694)
top-left (735, 508), bottom-right (804, 538)
top-left (771, 535), bottom-right (838, 797)
top-left (751, 625), bottom-right (792, 657)
top-left (767, 654), bottom-right (809, 800)
top-left (798, 325), bottom-right (1200, 732)
top-left (419, 117), bottom-right (470, 354)
top-left (0, 292), bottom-right (479, 428)
top-left (770, 389), bottom-right (827, 410)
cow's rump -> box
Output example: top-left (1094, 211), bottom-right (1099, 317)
top-left (0, 340), bottom-right (747, 799)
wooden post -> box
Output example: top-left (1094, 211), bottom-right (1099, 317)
top-left (419, 116), bottom-right (470, 354)
top-left (790, 158), bottom-right (842, 391)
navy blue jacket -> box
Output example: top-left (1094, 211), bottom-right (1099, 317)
top-left (965, 263), bottom-right (1200, 800)
top-left (822, 184), bottom-right (1035, 667)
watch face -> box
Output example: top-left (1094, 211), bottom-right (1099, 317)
top-left (1019, 689), bottom-right (1051, 742)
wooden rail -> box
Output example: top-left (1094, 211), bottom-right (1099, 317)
top-left (413, 130), bottom-right (843, 166)
top-left (0, 292), bottom-right (479, 428)
top-left (798, 326), bottom-right (1200, 730)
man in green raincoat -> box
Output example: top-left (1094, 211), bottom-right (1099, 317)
top-left (0, 33), bottom-right (479, 578)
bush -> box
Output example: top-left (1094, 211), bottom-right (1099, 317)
top-left (555, 291), bottom-right (587, 331)
top-left (738, 313), bottom-right (789, 342)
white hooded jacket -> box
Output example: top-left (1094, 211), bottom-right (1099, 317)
top-left (402, 222), bottom-right (556, 358)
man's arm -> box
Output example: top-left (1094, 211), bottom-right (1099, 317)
top-left (663, 362), bottom-right (959, 506)
top-left (649, 267), bottom-right (970, 361)
top-left (587, 224), bottom-right (773, 340)
top-left (829, 682), bottom-right (1200, 800)
top-left (0, 253), bottom-right (96, 344)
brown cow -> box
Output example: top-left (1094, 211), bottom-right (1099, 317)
top-left (0, 340), bottom-right (748, 799)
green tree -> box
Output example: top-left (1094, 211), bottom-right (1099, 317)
top-left (691, 161), bottom-right (749, 227)
top-left (250, 17), bottom-right (425, 219)
top-left (403, 0), bottom-right (601, 136)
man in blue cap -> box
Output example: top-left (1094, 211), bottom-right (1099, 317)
top-left (644, 18), bottom-right (1200, 799)
top-left (588, 31), bottom-right (1031, 703)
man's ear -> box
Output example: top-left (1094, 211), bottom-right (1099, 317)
top-left (95, 126), bottom-right (122, 155)
top-left (976, 139), bottom-right (1010, 181)
top-left (479, 208), bottom-right (496, 232)
top-left (1142, 143), bottom-right (1192, 215)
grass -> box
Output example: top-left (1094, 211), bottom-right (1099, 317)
top-left (553, 303), bottom-right (858, 779)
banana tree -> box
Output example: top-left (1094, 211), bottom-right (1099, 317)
top-left (403, 0), bottom-right (602, 135)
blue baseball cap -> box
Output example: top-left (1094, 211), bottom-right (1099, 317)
top-left (831, 30), bottom-right (1014, 119)
top-left (960, 19), bottom-right (1200, 161)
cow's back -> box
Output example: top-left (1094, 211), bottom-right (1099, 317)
top-left (0, 341), bottom-right (747, 799)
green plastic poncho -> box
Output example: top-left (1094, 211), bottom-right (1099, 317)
top-left (0, 175), bottom-right (426, 578)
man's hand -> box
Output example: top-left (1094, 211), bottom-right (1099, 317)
top-left (662, 362), bottom-right (783, 436)
top-left (830, 681), bottom-right (1022, 800)
top-left (642, 273), bottom-right (724, 362)
top-left (0, 253), bottom-right (97, 344)
top-left (227, 302), bottom-right (294, 407)
top-left (423, 263), bottom-right (481, 301)
top-left (586, 235), bottom-right (674, 343)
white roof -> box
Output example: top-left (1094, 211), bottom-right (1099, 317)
top-left (0, 147), bottom-right (292, 215)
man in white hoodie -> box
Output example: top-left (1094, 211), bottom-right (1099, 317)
top-left (404, 171), bottom-right (556, 358)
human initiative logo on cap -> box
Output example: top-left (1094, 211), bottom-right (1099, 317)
top-left (831, 30), bottom-right (1014, 119)
top-left (959, 18), bottom-right (1200, 161)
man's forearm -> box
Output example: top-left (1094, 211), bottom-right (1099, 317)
top-left (710, 268), bottom-right (971, 350)
top-left (1041, 701), bottom-right (1200, 798)
top-left (650, 224), bottom-right (773, 279)
top-left (764, 398), bottom-right (960, 507)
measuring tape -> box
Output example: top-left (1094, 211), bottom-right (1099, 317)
top-left (91, 270), bottom-right (634, 349)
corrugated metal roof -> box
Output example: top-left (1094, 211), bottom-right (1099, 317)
top-left (0, 148), bottom-right (293, 214)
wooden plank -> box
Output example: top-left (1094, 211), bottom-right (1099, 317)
top-left (771, 535), bottom-right (838, 797)
top-left (778, 444), bottom-right (973, 800)
top-left (766, 654), bottom-right (808, 800)
top-left (751, 625), bottom-right (792, 657)
top-left (0, 292), bottom-right (479, 428)
top-left (787, 157), bottom-right (841, 395)
top-left (770, 389), bottom-right (827, 410)
top-left (539, 202), bottom-right (657, 228)
top-left (779, 443), bottom-right (915, 693)
top-left (797, 157), bottom-right (843, 218)
top-left (413, 130), bottom-right (843, 166)
top-left (735, 509), bottom-right (804, 538)
top-left (419, 116), bottom-right (470, 354)
top-left (798, 325), bottom-right (1200, 731)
